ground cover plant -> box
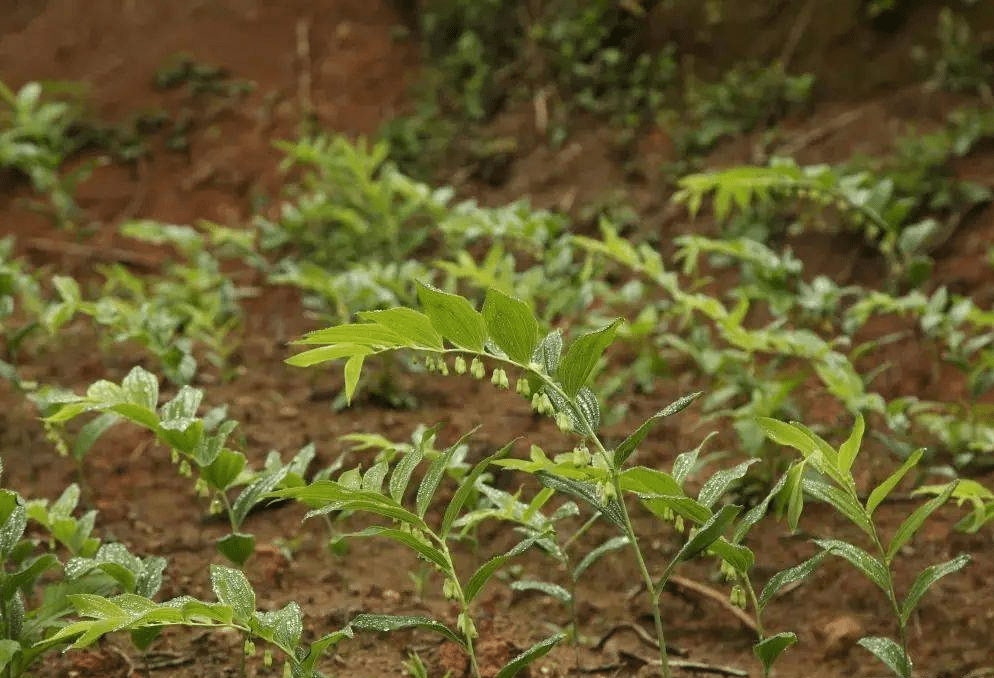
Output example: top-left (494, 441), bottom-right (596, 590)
top-left (2, 2), bottom-right (994, 678)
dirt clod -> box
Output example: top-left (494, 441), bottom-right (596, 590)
top-left (819, 615), bottom-right (865, 658)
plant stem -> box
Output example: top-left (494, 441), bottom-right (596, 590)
top-left (589, 435), bottom-right (670, 678)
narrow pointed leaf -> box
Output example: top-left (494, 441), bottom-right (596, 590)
top-left (697, 460), bottom-right (758, 509)
top-left (838, 415), bottom-right (864, 473)
top-left (900, 554), bottom-right (970, 624)
top-left (573, 536), bottom-right (629, 578)
top-left (71, 412), bottom-right (119, 462)
top-left (442, 442), bottom-right (514, 535)
top-left (510, 580), bottom-right (571, 603)
top-left (886, 481), bottom-right (956, 561)
top-left (758, 551), bottom-right (828, 608)
top-left (348, 527), bottom-right (448, 570)
top-left (344, 352), bottom-right (367, 405)
top-left (733, 471), bottom-right (788, 543)
top-left (285, 343), bottom-right (366, 367)
top-left (493, 633), bottom-right (565, 678)
top-left (558, 320), bottom-right (622, 397)
top-left (866, 450), bottom-right (922, 516)
top-left (417, 429), bottom-right (477, 517)
top-left (803, 478), bottom-right (873, 536)
top-left (295, 323), bottom-right (405, 347)
top-left (815, 539), bottom-right (889, 593)
top-left (464, 535), bottom-right (541, 603)
top-left (350, 613), bottom-right (463, 646)
top-left (389, 446), bottom-right (425, 503)
top-left (614, 393), bottom-right (702, 466)
top-left (536, 472), bottom-right (624, 528)
top-left (671, 504), bottom-right (741, 566)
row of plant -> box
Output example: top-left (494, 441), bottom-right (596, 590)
top-left (5, 277), bottom-right (988, 678)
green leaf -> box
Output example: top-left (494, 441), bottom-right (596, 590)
top-left (344, 351), bottom-right (368, 405)
top-left (900, 554), bottom-right (970, 624)
top-left (783, 462), bottom-right (805, 531)
top-left (464, 535), bottom-right (541, 603)
top-left (558, 320), bottom-right (621, 397)
top-left (757, 551), bottom-right (828, 609)
top-left (573, 387), bottom-right (601, 434)
top-left (349, 613), bottom-right (463, 646)
top-left (0, 506), bottom-right (26, 559)
top-left (71, 412), bottom-right (119, 462)
top-left (857, 636), bottom-right (911, 678)
top-left (711, 539), bottom-right (755, 572)
top-left (641, 495), bottom-right (713, 526)
top-left (361, 461), bottom-right (390, 494)
top-left (573, 536), bottom-right (630, 578)
top-left (613, 393), bottom-right (702, 466)
top-left (231, 465), bottom-right (289, 528)
top-left (357, 308), bottom-right (443, 349)
top-left (493, 633), bottom-right (565, 678)
top-left (209, 564), bottom-right (255, 622)
top-left (297, 628), bottom-right (354, 676)
top-left (803, 478), bottom-right (873, 536)
top-left (535, 472), bottom-right (625, 528)
top-left (733, 471), bottom-right (789, 543)
top-left (815, 539), bottom-right (890, 594)
top-left (216, 533), bottom-right (256, 567)
top-left (285, 343), bottom-right (368, 367)
top-left (416, 429), bottom-right (476, 518)
top-left (697, 460), bottom-right (757, 509)
top-left (417, 282), bottom-right (487, 351)
top-left (295, 323), bottom-right (405, 347)
top-left (866, 450), bottom-right (922, 516)
top-left (348, 526), bottom-right (448, 570)
top-left (532, 330), bottom-right (563, 375)
top-left (0, 639), bottom-right (20, 670)
top-left (753, 632), bottom-right (797, 673)
top-left (389, 445), bottom-right (425, 503)
top-left (482, 288), bottom-right (538, 363)
top-left (509, 580), bottom-right (571, 603)
top-left (254, 601), bottom-right (303, 654)
top-left (619, 467), bottom-right (683, 496)
top-left (669, 504), bottom-right (741, 567)
top-left (4, 554), bottom-right (58, 602)
top-left (442, 441), bottom-right (514, 536)
top-left (202, 449), bottom-right (247, 492)
top-left (838, 415), bottom-right (864, 473)
top-left (886, 481), bottom-right (956, 561)
top-left (122, 366), bottom-right (159, 411)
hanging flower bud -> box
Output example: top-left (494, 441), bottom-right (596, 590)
top-left (470, 357), bottom-right (485, 379)
top-left (454, 356), bottom-right (467, 374)
top-left (516, 376), bottom-right (531, 397)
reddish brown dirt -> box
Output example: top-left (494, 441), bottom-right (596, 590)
top-left (2, 2), bottom-right (994, 678)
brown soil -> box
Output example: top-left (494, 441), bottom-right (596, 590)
top-left (2, 2), bottom-right (993, 678)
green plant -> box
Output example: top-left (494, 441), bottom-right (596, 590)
top-left (914, 8), bottom-right (992, 96)
top-left (0, 461), bottom-right (164, 678)
top-left (675, 63), bottom-right (814, 157)
top-left (759, 416), bottom-right (969, 678)
top-left (281, 283), bottom-right (834, 677)
top-left (50, 563), bottom-right (352, 678)
top-left (0, 81), bottom-right (91, 225)
top-left (40, 365), bottom-right (313, 567)
top-left (274, 428), bottom-right (565, 678)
